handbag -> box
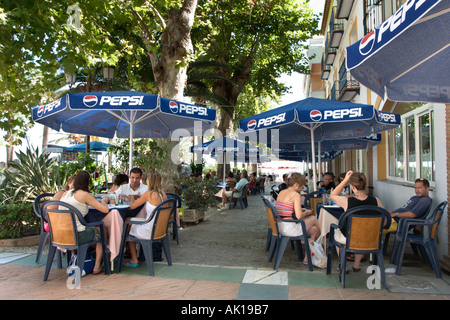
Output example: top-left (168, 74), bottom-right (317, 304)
top-left (310, 238), bottom-right (327, 269)
top-left (66, 250), bottom-right (96, 277)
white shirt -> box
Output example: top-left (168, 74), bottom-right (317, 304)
top-left (115, 182), bottom-right (148, 196)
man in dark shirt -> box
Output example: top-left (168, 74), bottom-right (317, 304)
top-left (318, 172), bottom-right (335, 192)
top-left (385, 178), bottom-right (432, 233)
top-left (390, 178), bottom-right (432, 221)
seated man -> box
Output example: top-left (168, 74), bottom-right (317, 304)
top-left (115, 167), bottom-right (148, 218)
top-left (386, 178), bottom-right (432, 233)
top-left (217, 171), bottom-right (249, 209)
top-left (317, 172), bottom-right (335, 192)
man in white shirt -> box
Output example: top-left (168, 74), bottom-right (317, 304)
top-left (115, 168), bottom-right (148, 218)
top-left (116, 168), bottom-right (148, 200)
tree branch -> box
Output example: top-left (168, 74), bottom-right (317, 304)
top-left (146, 2), bottom-right (166, 29)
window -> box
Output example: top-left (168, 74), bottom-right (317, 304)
top-left (387, 103), bottom-right (434, 183)
top-left (419, 112), bottom-right (435, 181)
top-left (388, 123), bottom-right (404, 178)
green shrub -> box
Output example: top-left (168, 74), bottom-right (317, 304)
top-left (180, 176), bottom-right (218, 210)
top-left (0, 202), bottom-right (39, 239)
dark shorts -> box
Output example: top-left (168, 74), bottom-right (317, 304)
top-left (78, 227), bottom-right (101, 245)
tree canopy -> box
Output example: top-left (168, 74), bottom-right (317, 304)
top-left (0, 0), bottom-right (319, 157)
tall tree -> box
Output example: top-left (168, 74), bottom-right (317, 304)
top-left (190, 0), bottom-right (319, 135)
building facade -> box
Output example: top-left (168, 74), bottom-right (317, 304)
top-left (316, 0), bottom-right (449, 269)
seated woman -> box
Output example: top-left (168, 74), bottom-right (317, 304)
top-left (52, 175), bottom-right (75, 201)
top-left (248, 173), bottom-right (257, 194)
top-left (123, 170), bottom-right (167, 267)
top-left (109, 173), bottom-right (129, 193)
top-left (275, 172), bottom-right (320, 263)
top-left (330, 170), bottom-right (384, 272)
top-left (215, 171), bottom-right (237, 198)
top-left (58, 170), bottom-right (110, 275)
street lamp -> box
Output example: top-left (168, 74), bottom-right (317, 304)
top-left (102, 66), bottom-right (115, 81)
top-left (65, 71), bottom-right (77, 85)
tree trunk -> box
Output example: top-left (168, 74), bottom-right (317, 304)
top-left (152, 0), bottom-right (198, 100)
top-left (42, 126), bottom-right (49, 149)
top-left (138, 1), bottom-right (198, 190)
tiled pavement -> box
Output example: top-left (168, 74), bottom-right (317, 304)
top-left (1, 189), bottom-right (450, 303)
top-left (1, 245), bottom-right (450, 302)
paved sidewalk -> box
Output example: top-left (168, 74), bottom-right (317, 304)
top-left (1, 190), bottom-right (450, 302)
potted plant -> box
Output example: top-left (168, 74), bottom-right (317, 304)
top-left (180, 176), bottom-right (217, 223)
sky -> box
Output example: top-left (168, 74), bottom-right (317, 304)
top-left (0, 0), bottom-right (325, 163)
top-left (278, 0), bottom-right (325, 106)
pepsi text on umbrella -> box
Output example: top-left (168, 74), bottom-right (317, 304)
top-left (247, 113), bottom-right (286, 130)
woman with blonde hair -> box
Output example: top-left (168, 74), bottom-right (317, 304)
top-left (275, 173), bottom-right (321, 263)
top-left (123, 170), bottom-right (167, 267)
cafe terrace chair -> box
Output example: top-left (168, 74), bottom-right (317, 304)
top-left (391, 201), bottom-right (447, 278)
top-left (117, 198), bottom-right (177, 276)
top-left (41, 200), bottom-right (110, 281)
top-left (33, 193), bottom-right (55, 264)
top-left (303, 191), bottom-right (326, 217)
top-left (256, 178), bottom-right (265, 193)
top-left (261, 196), bottom-right (313, 271)
top-left (229, 184), bottom-right (249, 209)
top-left (326, 205), bottom-right (391, 289)
top-left (166, 192), bottom-right (182, 245)
top-left (261, 196), bottom-right (275, 252)
top-left (383, 200), bottom-right (432, 255)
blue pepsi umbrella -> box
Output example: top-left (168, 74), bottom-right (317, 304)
top-left (346, 0), bottom-right (450, 103)
top-left (277, 134), bottom-right (382, 153)
top-left (191, 137), bottom-right (269, 177)
top-left (278, 150), bottom-right (343, 162)
top-left (65, 141), bottom-right (113, 152)
top-left (33, 91), bottom-right (216, 170)
top-left (276, 135), bottom-right (381, 172)
top-left (238, 97), bottom-right (399, 189)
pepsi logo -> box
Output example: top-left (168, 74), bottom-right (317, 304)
top-left (37, 106), bottom-right (44, 117)
top-left (248, 119), bottom-right (257, 130)
top-left (359, 30), bottom-right (375, 56)
top-left (310, 110), bottom-right (322, 122)
top-left (83, 95), bottom-right (98, 107)
top-left (169, 101), bottom-right (178, 113)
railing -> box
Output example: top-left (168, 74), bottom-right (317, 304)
top-left (363, 0), bottom-right (383, 35)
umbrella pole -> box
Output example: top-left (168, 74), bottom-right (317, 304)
top-left (318, 140), bottom-right (322, 181)
top-left (310, 127), bottom-right (317, 192)
top-left (129, 124), bottom-right (134, 172)
top-left (223, 153), bottom-right (226, 181)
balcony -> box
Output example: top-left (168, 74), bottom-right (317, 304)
top-left (323, 32), bottom-right (337, 66)
top-left (324, 47), bottom-right (337, 65)
top-left (328, 7), bottom-right (344, 49)
top-left (338, 72), bottom-right (360, 102)
top-left (336, 0), bottom-right (355, 19)
top-left (321, 54), bottom-right (331, 80)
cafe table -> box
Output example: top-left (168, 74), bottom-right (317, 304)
top-left (317, 203), bottom-right (344, 246)
top-left (85, 204), bottom-right (129, 267)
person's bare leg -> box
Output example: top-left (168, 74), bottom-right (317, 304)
top-left (93, 243), bottom-right (103, 273)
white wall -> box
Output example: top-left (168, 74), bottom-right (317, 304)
top-left (373, 104), bottom-right (448, 258)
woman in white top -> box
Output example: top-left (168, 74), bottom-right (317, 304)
top-left (123, 170), bottom-right (167, 267)
top-left (58, 171), bottom-right (109, 274)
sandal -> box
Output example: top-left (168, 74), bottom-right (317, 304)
top-left (123, 260), bottom-right (139, 268)
top-left (92, 266), bottom-right (103, 275)
top-left (336, 266), bottom-right (349, 274)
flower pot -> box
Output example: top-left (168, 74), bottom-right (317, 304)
top-left (182, 209), bottom-right (205, 223)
